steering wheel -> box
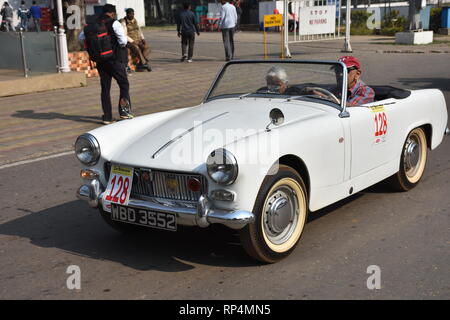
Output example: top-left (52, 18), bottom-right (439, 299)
top-left (302, 87), bottom-right (340, 105)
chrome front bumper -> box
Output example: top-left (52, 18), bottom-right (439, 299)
top-left (76, 180), bottom-right (255, 230)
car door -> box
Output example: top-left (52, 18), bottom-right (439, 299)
top-left (347, 104), bottom-right (393, 178)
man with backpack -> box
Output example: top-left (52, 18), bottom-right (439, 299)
top-left (79, 4), bottom-right (133, 125)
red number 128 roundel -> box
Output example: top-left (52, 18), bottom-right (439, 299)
top-left (103, 165), bottom-right (133, 212)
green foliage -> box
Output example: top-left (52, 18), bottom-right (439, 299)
top-left (350, 10), bottom-right (374, 35)
top-left (352, 10), bottom-right (372, 26)
top-left (430, 7), bottom-right (443, 32)
top-left (380, 10), bottom-right (406, 35)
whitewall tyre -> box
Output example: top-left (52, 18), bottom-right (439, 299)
top-left (389, 127), bottom-right (428, 191)
top-left (239, 165), bottom-right (308, 263)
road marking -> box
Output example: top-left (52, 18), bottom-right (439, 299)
top-left (0, 151), bottom-right (74, 170)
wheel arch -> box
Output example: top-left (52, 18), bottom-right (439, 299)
top-left (277, 154), bottom-right (311, 199)
top-left (421, 123), bottom-right (432, 149)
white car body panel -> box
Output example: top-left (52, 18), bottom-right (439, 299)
top-left (81, 87), bottom-right (448, 216)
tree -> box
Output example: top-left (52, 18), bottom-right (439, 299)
top-left (407, 0), bottom-right (423, 31)
top-left (63, 0), bottom-right (86, 52)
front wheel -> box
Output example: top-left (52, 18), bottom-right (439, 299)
top-left (388, 127), bottom-right (428, 191)
top-left (239, 165), bottom-right (308, 263)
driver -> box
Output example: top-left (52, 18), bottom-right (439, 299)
top-left (265, 66), bottom-right (303, 95)
top-left (338, 56), bottom-right (375, 106)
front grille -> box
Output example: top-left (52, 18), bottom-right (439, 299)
top-left (131, 168), bottom-right (207, 202)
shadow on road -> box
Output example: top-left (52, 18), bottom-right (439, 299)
top-left (0, 187), bottom-right (384, 271)
top-left (307, 193), bottom-right (365, 223)
top-left (0, 200), bottom-right (256, 271)
top-left (12, 110), bottom-right (102, 124)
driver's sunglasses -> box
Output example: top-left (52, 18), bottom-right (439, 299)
top-left (267, 84), bottom-right (281, 92)
top-left (347, 66), bottom-right (358, 73)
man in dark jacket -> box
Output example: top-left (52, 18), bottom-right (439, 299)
top-left (79, 4), bottom-right (133, 124)
top-left (176, 2), bottom-right (200, 63)
top-left (1, 2), bottom-right (15, 32)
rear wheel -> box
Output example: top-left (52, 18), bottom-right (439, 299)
top-left (239, 165), bottom-right (308, 263)
top-left (389, 127), bottom-right (428, 191)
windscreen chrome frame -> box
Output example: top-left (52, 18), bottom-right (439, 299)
top-left (203, 60), bottom-right (349, 115)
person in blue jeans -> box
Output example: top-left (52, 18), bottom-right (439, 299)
top-left (18, 1), bottom-right (30, 31)
top-left (30, 1), bottom-right (42, 32)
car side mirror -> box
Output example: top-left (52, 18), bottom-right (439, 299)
top-left (266, 108), bottom-right (284, 131)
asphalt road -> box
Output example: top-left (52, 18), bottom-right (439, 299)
top-left (0, 32), bottom-right (449, 300)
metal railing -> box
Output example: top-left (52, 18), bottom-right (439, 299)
top-left (0, 28), bottom-right (60, 78)
top-left (284, 0), bottom-right (352, 57)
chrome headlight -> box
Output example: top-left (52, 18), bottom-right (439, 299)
top-left (75, 133), bottom-right (100, 166)
top-left (206, 148), bottom-right (238, 185)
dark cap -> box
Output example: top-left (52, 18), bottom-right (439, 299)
top-left (103, 4), bottom-right (117, 14)
top-left (125, 8), bottom-right (134, 13)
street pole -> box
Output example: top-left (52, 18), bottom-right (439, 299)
top-left (19, 28), bottom-right (29, 78)
top-left (54, 26), bottom-right (61, 73)
top-left (56, 0), bottom-right (70, 72)
top-left (284, 0), bottom-right (291, 58)
top-left (342, 0), bottom-right (352, 52)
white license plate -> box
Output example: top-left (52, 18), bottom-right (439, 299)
top-left (111, 204), bottom-right (177, 231)
top-left (102, 165), bottom-right (133, 212)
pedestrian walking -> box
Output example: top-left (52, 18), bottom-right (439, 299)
top-left (30, 1), bottom-right (42, 32)
top-left (79, 4), bottom-right (133, 125)
top-left (233, 0), bottom-right (242, 31)
top-left (176, 2), bottom-right (200, 63)
top-left (1, 2), bottom-right (15, 32)
top-left (18, 1), bottom-right (30, 31)
top-left (219, 0), bottom-right (237, 61)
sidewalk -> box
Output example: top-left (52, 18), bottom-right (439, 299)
top-left (0, 49), bottom-right (223, 167)
top-left (0, 71), bottom-right (87, 97)
top-left (0, 31), bottom-right (449, 167)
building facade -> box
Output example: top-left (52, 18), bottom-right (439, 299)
top-left (85, 0), bottom-right (146, 26)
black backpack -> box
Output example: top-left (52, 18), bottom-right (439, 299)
top-left (83, 20), bottom-right (114, 62)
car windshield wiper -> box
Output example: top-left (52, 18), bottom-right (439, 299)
top-left (238, 93), bottom-right (253, 99)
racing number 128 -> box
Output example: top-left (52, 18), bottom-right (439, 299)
top-left (374, 112), bottom-right (387, 136)
top-left (105, 175), bottom-right (130, 204)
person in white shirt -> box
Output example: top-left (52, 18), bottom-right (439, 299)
top-left (219, 0), bottom-right (237, 61)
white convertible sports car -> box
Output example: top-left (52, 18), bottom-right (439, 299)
top-left (76, 60), bottom-right (449, 263)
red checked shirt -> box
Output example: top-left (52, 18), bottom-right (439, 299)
top-left (347, 80), bottom-right (375, 106)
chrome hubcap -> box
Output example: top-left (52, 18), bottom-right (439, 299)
top-left (263, 186), bottom-right (298, 245)
top-left (404, 135), bottom-right (421, 177)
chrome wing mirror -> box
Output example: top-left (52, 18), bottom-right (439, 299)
top-left (266, 108), bottom-right (285, 132)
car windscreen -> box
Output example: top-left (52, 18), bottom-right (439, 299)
top-left (206, 61), bottom-right (345, 106)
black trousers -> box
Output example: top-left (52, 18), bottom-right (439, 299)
top-left (181, 32), bottom-right (195, 60)
top-left (96, 60), bottom-right (130, 120)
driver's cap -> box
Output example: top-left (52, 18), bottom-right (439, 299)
top-left (338, 56), bottom-right (361, 70)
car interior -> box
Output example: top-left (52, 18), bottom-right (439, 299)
top-left (371, 85), bottom-right (411, 101)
